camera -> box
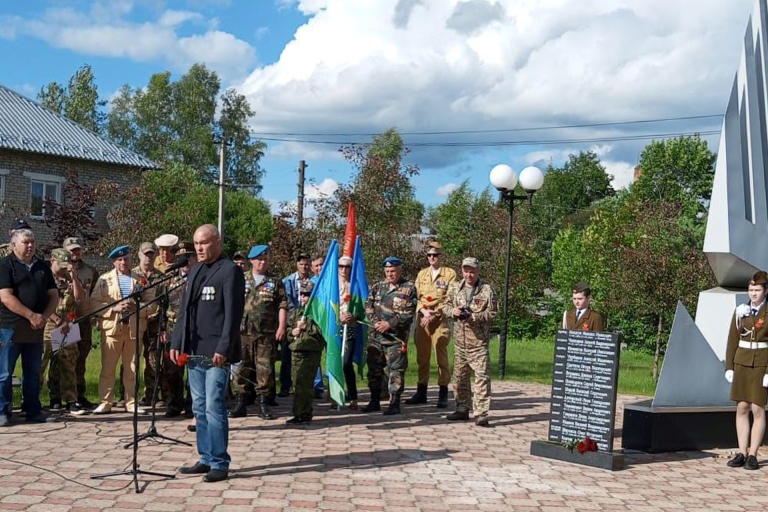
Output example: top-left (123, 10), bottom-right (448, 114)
top-left (457, 307), bottom-right (471, 321)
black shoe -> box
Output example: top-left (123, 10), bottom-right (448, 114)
top-left (286, 416), bottom-right (311, 425)
top-left (361, 399), bottom-right (381, 413)
top-left (405, 385), bottom-right (427, 405)
top-left (66, 403), bottom-right (88, 416)
top-left (258, 396), bottom-right (274, 420)
top-left (436, 386), bottom-right (449, 409)
top-left (165, 407), bottom-right (183, 418)
top-left (78, 397), bottom-right (96, 409)
top-left (187, 424), bottom-right (196, 433)
top-left (228, 395), bottom-right (247, 418)
top-left (26, 413), bottom-right (51, 423)
top-left (745, 455), bottom-right (759, 470)
top-left (475, 415), bottom-right (490, 427)
top-left (727, 453), bottom-right (746, 467)
top-left (203, 469), bottom-right (228, 482)
top-left (383, 396), bottom-right (401, 416)
top-left (179, 462), bottom-right (210, 474)
top-left (49, 401), bottom-right (62, 411)
top-left (446, 410), bottom-right (470, 421)
top-left (245, 394), bottom-right (256, 406)
top-left (277, 389), bottom-right (290, 398)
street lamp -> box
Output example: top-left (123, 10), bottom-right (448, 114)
top-left (489, 164), bottom-right (544, 378)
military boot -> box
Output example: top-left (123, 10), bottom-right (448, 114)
top-left (383, 395), bottom-right (401, 415)
top-left (361, 390), bottom-right (381, 413)
top-left (436, 386), bottom-right (449, 409)
top-left (258, 396), bottom-right (274, 420)
top-left (404, 384), bottom-right (428, 405)
top-left (228, 394), bottom-right (247, 418)
top-left (446, 409), bottom-right (470, 421)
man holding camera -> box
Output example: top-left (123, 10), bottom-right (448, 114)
top-left (443, 257), bottom-right (498, 427)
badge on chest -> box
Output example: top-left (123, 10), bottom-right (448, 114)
top-left (202, 286), bottom-right (216, 301)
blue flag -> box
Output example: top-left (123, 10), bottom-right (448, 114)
top-left (348, 236), bottom-right (369, 372)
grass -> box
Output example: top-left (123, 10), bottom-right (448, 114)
top-left (15, 331), bottom-right (658, 407)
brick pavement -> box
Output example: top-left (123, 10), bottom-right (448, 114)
top-left (0, 381), bottom-right (757, 511)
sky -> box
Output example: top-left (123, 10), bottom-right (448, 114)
top-left (0, 0), bottom-right (759, 213)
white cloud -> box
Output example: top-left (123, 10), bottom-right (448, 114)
top-left (306, 178), bottom-right (339, 200)
top-left (604, 160), bottom-right (636, 190)
top-left (240, 0), bottom-right (753, 170)
top-left (1, 4), bottom-right (257, 82)
top-left (436, 182), bottom-right (460, 197)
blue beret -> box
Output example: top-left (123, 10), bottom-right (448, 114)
top-left (247, 244), bottom-right (269, 259)
top-left (108, 245), bottom-right (130, 260)
top-left (381, 256), bottom-right (403, 268)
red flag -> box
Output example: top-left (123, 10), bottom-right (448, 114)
top-left (342, 202), bottom-right (356, 257)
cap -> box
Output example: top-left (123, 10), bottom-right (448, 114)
top-left (176, 241), bottom-right (195, 256)
top-left (139, 242), bottom-right (157, 255)
top-left (11, 218), bottom-right (30, 231)
top-left (154, 234), bottom-right (179, 248)
top-left (233, 251), bottom-right (247, 261)
top-left (51, 248), bottom-right (72, 267)
top-left (426, 241), bottom-right (443, 254)
top-left (108, 245), bottom-right (130, 260)
top-left (339, 256), bottom-right (353, 267)
top-left (382, 256), bottom-right (403, 268)
top-left (248, 245), bottom-right (269, 259)
top-left (63, 237), bottom-right (83, 250)
top-left (299, 280), bottom-right (315, 294)
top-left (461, 257), bottom-right (479, 268)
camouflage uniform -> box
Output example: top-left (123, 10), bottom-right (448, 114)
top-left (235, 272), bottom-right (288, 398)
top-left (133, 266), bottom-right (165, 404)
top-left (413, 265), bottom-right (457, 387)
top-left (288, 306), bottom-right (325, 420)
top-left (73, 260), bottom-right (99, 401)
top-left (365, 277), bottom-right (417, 400)
top-left (43, 274), bottom-right (79, 405)
top-left (443, 278), bottom-right (498, 418)
top-left (163, 271), bottom-right (188, 411)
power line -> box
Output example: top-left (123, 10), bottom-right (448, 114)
top-left (250, 114), bottom-right (723, 138)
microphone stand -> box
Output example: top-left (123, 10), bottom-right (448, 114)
top-left (124, 278), bottom-right (190, 449)
top-left (86, 270), bottom-right (178, 493)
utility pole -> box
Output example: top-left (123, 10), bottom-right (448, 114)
top-left (217, 138), bottom-right (226, 242)
top-left (297, 160), bottom-right (306, 228)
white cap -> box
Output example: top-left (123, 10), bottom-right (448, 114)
top-left (154, 234), bottom-right (179, 247)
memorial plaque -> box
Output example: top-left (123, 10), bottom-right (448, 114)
top-left (548, 329), bottom-right (621, 452)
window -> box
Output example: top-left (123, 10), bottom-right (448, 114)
top-left (24, 172), bottom-right (65, 218)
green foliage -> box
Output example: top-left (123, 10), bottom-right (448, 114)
top-left (38, 64), bottom-right (106, 133)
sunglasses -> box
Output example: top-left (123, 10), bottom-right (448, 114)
top-left (427, 253), bottom-right (441, 257)
top-left (339, 265), bottom-right (352, 268)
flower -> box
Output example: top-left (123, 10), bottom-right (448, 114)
top-left (67, 311), bottom-right (77, 322)
top-left (177, 353), bottom-right (190, 366)
top-left (581, 323), bottom-right (589, 330)
top-left (757, 318), bottom-right (765, 329)
top-left (576, 441), bottom-right (587, 454)
top-left (564, 436), bottom-right (599, 454)
top-left (737, 304), bottom-right (752, 318)
top-left (343, 293), bottom-right (351, 303)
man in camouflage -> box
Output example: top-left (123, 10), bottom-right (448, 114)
top-left (230, 245), bottom-right (288, 420)
top-left (43, 248), bottom-right (87, 415)
top-left (64, 236), bottom-right (100, 407)
top-left (286, 280), bottom-right (325, 424)
top-left (443, 257), bottom-right (498, 427)
top-left (362, 256), bottom-right (417, 415)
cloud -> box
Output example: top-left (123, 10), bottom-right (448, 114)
top-left (1, 4), bottom-right (257, 82)
top-left (436, 182), bottom-right (460, 197)
top-left (239, 0), bottom-right (752, 171)
top-left (604, 160), bottom-right (636, 190)
top-left (306, 177), bottom-right (339, 200)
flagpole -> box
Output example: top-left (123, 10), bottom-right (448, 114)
top-left (341, 324), bottom-right (348, 363)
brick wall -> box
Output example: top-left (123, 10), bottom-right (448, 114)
top-left (0, 148), bottom-right (143, 271)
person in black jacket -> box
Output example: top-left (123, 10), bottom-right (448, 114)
top-left (170, 224), bottom-right (245, 483)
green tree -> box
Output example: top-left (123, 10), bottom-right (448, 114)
top-left (219, 88), bottom-right (267, 192)
top-left (38, 64), bottom-right (105, 132)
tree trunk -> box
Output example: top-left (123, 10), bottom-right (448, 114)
top-left (653, 314), bottom-right (663, 381)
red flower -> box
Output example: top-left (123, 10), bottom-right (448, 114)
top-left (581, 322), bottom-right (589, 330)
top-left (576, 441), bottom-right (587, 454)
top-left (177, 353), bottom-right (190, 366)
top-left (140, 277), bottom-right (148, 287)
top-left (399, 342), bottom-right (407, 355)
top-left (585, 437), bottom-right (598, 452)
top-left (343, 293), bottom-right (351, 303)
top-left (67, 311), bottom-right (77, 322)
top-left (757, 318), bottom-right (765, 329)
top-left (425, 295), bottom-right (434, 302)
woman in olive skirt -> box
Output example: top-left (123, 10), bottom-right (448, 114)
top-left (725, 271), bottom-right (768, 470)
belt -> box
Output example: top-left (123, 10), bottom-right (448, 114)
top-left (739, 340), bottom-right (768, 349)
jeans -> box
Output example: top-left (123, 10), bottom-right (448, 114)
top-left (313, 366), bottom-right (325, 393)
top-left (0, 328), bottom-right (43, 419)
top-left (187, 359), bottom-right (231, 471)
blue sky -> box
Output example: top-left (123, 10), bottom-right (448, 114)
top-left (0, 0), bottom-right (758, 213)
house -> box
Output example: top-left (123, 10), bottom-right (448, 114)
top-left (0, 84), bottom-right (158, 254)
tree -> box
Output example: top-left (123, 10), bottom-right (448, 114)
top-left (38, 64), bottom-right (105, 133)
top-left (219, 88), bottom-right (267, 192)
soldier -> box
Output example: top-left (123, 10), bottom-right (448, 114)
top-left (362, 257), bottom-right (417, 415)
top-left (230, 245), bottom-right (288, 419)
top-left (286, 281), bottom-right (325, 424)
top-left (443, 257), bottom-right (498, 427)
top-left (162, 241), bottom-right (195, 418)
top-left (89, 246), bottom-right (155, 414)
top-left (154, 234), bottom-right (179, 273)
top-left (233, 251), bottom-right (248, 272)
top-left (280, 253), bottom-right (313, 397)
top-left (43, 249), bottom-right (87, 415)
top-left (408, 241), bottom-right (457, 408)
top-left (132, 242), bottom-right (164, 407)
top-left (63, 237), bottom-right (99, 407)
top-left (562, 282), bottom-right (606, 331)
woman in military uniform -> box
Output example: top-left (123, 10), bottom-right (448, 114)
top-left (725, 271), bottom-right (768, 470)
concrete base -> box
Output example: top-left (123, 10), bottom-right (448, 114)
top-left (622, 399), bottom-right (738, 453)
top-left (530, 440), bottom-right (625, 471)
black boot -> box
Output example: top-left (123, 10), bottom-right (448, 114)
top-left (383, 395), bottom-right (401, 415)
top-left (436, 386), bottom-right (449, 409)
top-left (228, 394), bottom-right (247, 418)
top-left (361, 390), bottom-right (381, 413)
top-left (446, 409), bottom-right (470, 421)
top-left (258, 396), bottom-right (274, 420)
top-left (404, 384), bottom-right (427, 405)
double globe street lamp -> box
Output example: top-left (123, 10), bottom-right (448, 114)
top-left (489, 164), bottom-right (545, 378)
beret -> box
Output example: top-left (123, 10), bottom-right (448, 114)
top-left (248, 244), bottom-right (269, 259)
top-left (382, 256), bottom-right (403, 268)
top-left (108, 245), bottom-right (130, 260)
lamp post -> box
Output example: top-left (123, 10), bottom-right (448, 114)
top-left (489, 164), bottom-right (544, 379)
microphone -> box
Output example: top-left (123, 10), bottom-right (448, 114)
top-left (164, 256), bottom-right (190, 274)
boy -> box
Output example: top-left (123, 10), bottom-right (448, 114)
top-left (562, 282), bottom-right (606, 332)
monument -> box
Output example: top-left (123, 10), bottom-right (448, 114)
top-left (623, 0), bottom-right (768, 452)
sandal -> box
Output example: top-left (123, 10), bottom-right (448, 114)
top-left (348, 400), bottom-right (358, 410)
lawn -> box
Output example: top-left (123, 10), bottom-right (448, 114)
top-left (16, 331), bottom-right (658, 407)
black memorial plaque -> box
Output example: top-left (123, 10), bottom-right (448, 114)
top-left (548, 329), bottom-right (621, 452)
